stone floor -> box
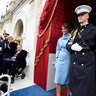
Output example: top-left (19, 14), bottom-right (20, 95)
top-left (10, 77), bottom-right (34, 92)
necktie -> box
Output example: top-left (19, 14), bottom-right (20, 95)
top-left (14, 51), bottom-right (19, 57)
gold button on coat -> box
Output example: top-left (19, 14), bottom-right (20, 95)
top-left (73, 62), bottom-right (76, 64)
top-left (82, 52), bottom-right (85, 55)
top-left (81, 64), bottom-right (84, 66)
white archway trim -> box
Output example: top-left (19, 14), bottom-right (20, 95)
top-left (11, 11), bottom-right (28, 37)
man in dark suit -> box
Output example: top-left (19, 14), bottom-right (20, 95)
top-left (66, 5), bottom-right (96, 96)
top-left (1, 33), bottom-right (9, 58)
top-left (10, 45), bottom-right (28, 83)
top-left (2, 36), bottom-right (18, 75)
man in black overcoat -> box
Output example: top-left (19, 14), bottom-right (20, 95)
top-left (66, 5), bottom-right (96, 96)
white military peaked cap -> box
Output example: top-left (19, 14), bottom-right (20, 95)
top-left (75, 5), bottom-right (92, 15)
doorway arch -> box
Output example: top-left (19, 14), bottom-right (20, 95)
top-left (14, 19), bottom-right (23, 45)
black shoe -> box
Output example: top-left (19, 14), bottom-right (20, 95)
top-left (11, 77), bottom-right (14, 83)
top-left (21, 72), bottom-right (25, 79)
top-left (1, 83), bottom-right (8, 93)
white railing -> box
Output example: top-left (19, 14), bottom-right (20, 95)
top-left (0, 74), bottom-right (11, 96)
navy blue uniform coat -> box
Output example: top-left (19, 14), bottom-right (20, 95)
top-left (66, 24), bottom-right (96, 96)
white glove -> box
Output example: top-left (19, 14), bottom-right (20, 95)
top-left (71, 43), bottom-right (83, 51)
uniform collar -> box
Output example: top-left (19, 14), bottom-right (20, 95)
top-left (80, 24), bottom-right (89, 29)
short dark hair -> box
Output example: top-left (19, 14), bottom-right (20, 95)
top-left (62, 23), bottom-right (70, 29)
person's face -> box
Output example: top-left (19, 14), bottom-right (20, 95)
top-left (8, 37), bottom-right (13, 42)
top-left (78, 13), bottom-right (89, 24)
top-left (17, 45), bottom-right (22, 51)
top-left (62, 27), bottom-right (69, 34)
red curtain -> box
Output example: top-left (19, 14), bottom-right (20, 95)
top-left (50, 0), bottom-right (73, 53)
top-left (34, 0), bottom-right (58, 90)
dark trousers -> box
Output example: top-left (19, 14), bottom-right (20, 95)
top-left (10, 60), bottom-right (26, 77)
top-left (0, 52), bottom-right (3, 75)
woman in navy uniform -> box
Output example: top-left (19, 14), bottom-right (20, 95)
top-left (66, 5), bottom-right (96, 96)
